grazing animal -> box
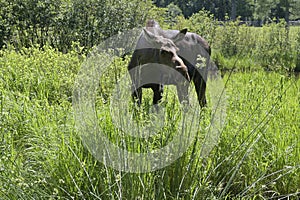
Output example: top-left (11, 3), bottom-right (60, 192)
top-left (128, 20), bottom-right (211, 107)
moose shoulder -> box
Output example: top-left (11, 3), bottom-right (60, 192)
top-left (128, 20), bottom-right (211, 108)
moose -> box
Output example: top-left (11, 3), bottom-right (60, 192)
top-left (128, 20), bottom-right (211, 108)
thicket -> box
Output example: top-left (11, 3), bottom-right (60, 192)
top-left (0, 0), bottom-right (153, 51)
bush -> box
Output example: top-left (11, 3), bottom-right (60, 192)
top-left (0, 0), bottom-right (153, 51)
top-left (185, 9), bottom-right (216, 45)
top-left (212, 19), bottom-right (300, 72)
top-left (254, 20), bottom-right (293, 71)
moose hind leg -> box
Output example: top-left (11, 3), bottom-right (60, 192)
top-left (194, 77), bottom-right (207, 107)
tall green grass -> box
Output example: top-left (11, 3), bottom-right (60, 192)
top-left (0, 46), bottom-right (299, 199)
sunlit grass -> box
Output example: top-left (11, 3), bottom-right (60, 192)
top-left (0, 46), bottom-right (299, 199)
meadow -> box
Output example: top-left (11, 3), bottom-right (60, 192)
top-left (0, 32), bottom-right (299, 199)
top-left (1, 2), bottom-right (300, 200)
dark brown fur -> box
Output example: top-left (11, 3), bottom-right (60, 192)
top-left (128, 20), bottom-right (211, 107)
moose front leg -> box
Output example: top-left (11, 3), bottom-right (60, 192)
top-left (132, 86), bottom-right (143, 106)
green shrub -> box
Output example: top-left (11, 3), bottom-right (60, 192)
top-left (254, 20), bottom-right (292, 71)
top-left (216, 18), bottom-right (241, 58)
top-left (185, 9), bottom-right (216, 45)
top-left (1, 0), bottom-right (153, 51)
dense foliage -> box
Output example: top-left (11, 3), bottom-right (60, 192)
top-left (0, 0), bottom-right (153, 50)
top-left (1, 0), bottom-right (300, 51)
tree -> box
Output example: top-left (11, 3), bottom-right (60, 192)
top-left (252, 0), bottom-right (298, 23)
top-left (290, 0), bottom-right (300, 20)
top-left (231, 0), bottom-right (237, 20)
top-left (0, 0), bottom-right (13, 48)
top-left (165, 3), bottom-right (184, 26)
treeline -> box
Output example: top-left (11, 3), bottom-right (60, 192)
top-left (154, 0), bottom-right (300, 22)
top-left (1, 0), bottom-right (300, 51)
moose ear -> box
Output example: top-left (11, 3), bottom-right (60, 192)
top-left (143, 28), bottom-right (156, 42)
top-left (173, 28), bottom-right (187, 43)
top-left (180, 28), bottom-right (188, 34)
